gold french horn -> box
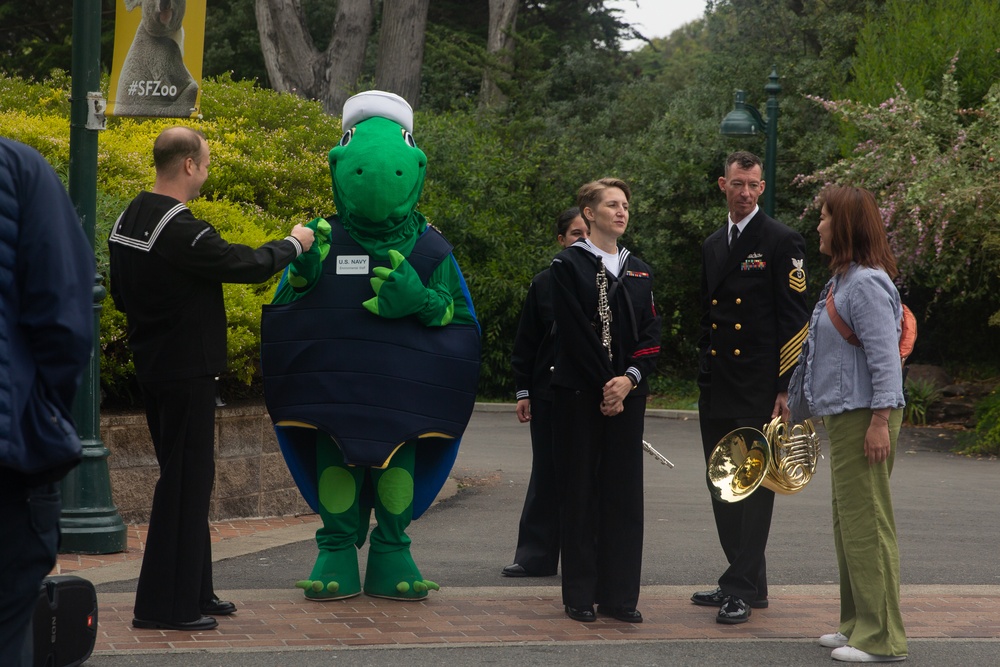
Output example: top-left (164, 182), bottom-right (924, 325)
top-left (706, 417), bottom-right (821, 503)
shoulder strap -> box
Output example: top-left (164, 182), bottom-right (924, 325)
top-left (825, 285), bottom-right (861, 347)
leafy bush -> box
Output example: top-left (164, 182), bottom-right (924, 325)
top-left (847, 0), bottom-right (1000, 108)
top-left (959, 389), bottom-right (1000, 457)
top-left (646, 375), bottom-right (699, 411)
top-left (903, 377), bottom-right (942, 426)
top-left (797, 62), bottom-right (1000, 364)
top-left (2, 73), bottom-right (344, 404)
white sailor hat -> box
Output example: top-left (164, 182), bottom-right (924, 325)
top-left (341, 90), bottom-right (414, 133)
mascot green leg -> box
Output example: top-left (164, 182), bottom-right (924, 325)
top-left (363, 441), bottom-right (440, 600)
top-left (296, 434), bottom-right (364, 600)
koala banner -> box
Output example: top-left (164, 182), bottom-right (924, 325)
top-left (108, 0), bottom-right (206, 118)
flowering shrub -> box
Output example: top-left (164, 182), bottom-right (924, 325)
top-left (795, 58), bottom-right (1000, 324)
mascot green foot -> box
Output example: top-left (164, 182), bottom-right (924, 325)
top-left (363, 548), bottom-right (439, 600)
top-left (361, 441), bottom-right (439, 600)
top-left (297, 547), bottom-right (362, 601)
top-left (297, 434), bottom-right (365, 600)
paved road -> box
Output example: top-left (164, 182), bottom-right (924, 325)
top-left (89, 408), bottom-right (999, 665)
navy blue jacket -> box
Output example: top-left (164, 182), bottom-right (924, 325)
top-left (549, 242), bottom-right (661, 394)
top-left (698, 209), bottom-right (810, 418)
top-left (0, 138), bottom-right (94, 482)
top-left (109, 192), bottom-right (301, 382)
top-left (511, 268), bottom-right (557, 402)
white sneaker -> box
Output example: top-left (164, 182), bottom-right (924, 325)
top-left (831, 646), bottom-right (906, 662)
top-left (819, 632), bottom-right (850, 648)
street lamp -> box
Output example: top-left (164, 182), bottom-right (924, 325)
top-left (720, 66), bottom-right (781, 217)
top-left (62, 0), bottom-right (127, 553)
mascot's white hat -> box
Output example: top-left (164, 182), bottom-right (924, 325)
top-left (342, 90), bottom-right (414, 133)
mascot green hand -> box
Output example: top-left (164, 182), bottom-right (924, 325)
top-left (286, 218), bottom-right (332, 292)
top-left (260, 90), bottom-right (481, 603)
top-left (364, 249), bottom-right (455, 326)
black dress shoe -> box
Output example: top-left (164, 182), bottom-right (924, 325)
top-left (716, 596), bottom-right (751, 624)
top-left (132, 615), bottom-right (219, 631)
top-left (691, 586), bottom-right (726, 606)
top-left (502, 563), bottom-right (555, 578)
top-left (692, 586), bottom-right (768, 609)
top-left (200, 597), bottom-right (237, 615)
top-left (597, 605), bottom-right (643, 623)
top-left (565, 605), bottom-right (596, 622)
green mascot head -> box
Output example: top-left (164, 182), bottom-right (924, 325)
top-left (328, 91), bottom-right (428, 250)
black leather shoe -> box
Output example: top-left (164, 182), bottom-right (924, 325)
top-left (565, 605), bottom-right (596, 622)
top-left (502, 563), bottom-right (556, 577)
top-left (691, 586), bottom-right (726, 606)
top-left (200, 597), bottom-right (237, 615)
top-left (692, 587), bottom-right (768, 609)
top-left (132, 615), bottom-right (219, 631)
top-left (716, 596), bottom-right (751, 624)
top-left (597, 605), bottom-right (643, 623)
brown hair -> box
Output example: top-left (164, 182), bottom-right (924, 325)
top-left (153, 127), bottom-right (207, 173)
top-left (724, 151), bottom-right (763, 176)
top-left (819, 185), bottom-right (898, 278)
top-left (576, 178), bottom-right (631, 224)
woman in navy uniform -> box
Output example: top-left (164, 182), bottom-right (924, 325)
top-left (694, 151), bottom-right (810, 624)
top-left (549, 178), bottom-right (661, 623)
top-left (503, 208), bottom-right (589, 578)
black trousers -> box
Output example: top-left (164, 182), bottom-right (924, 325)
top-left (699, 409), bottom-right (774, 603)
top-left (0, 474), bottom-right (60, 666)
top-left (133, 376), bottom-right (217, 623)
top-left (512, 397), bottom-right (560, 574)
top-left (554, 388), bottom-right (645, 610)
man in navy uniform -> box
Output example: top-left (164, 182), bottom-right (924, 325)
top-left (109, 127), bottom-right (313, 631)
top-left (693, 151), bottom-right (810, 624)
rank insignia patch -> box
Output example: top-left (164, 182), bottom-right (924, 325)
top-left (789, 258), bottom-right (806, 293)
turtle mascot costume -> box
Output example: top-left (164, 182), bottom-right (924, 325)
top-left (260, 91), bottom-right (481, 601)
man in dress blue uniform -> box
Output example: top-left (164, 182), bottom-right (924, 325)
top-left (693, 151), bottom-right (810, 624)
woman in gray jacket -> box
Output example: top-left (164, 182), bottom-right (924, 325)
top-left (789, 185), bottom-right (907, 663)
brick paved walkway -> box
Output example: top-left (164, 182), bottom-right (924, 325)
top-left (52, 514), bottom-right (321, 576)
top-left (53, 515), bottom-right (1000, 656)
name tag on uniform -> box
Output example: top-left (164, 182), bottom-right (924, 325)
top-left (336, 255), bottom-right (370, 275)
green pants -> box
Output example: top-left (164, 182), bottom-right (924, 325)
top-left (825, 408), bottom-right (907, 657)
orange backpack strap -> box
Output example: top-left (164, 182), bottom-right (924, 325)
top-left (825, 286), bottom-right (861, 347)
top-left (826, 283), bottom-right (917, 362)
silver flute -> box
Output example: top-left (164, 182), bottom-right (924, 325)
top-left (643, 440), bottom-right (675, 468)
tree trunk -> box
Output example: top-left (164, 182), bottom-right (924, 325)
top-left (255, 0), bottom-right (375, 115)
top-left (480, 0), bottom-right (518, 108)
top-left (374, 0), bottom-right (430, 109)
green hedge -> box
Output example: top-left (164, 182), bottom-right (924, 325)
top-left (0, 71), bottom-right (805, 403)
top-left (1, 73), bottom-right (340, 402)
top-left (14, 68), bottom-right (981, 407)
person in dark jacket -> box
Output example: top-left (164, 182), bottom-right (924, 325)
top-left (0, 137), bottom-right (94, 666)
top-left (502, 207), bottom-right (589, 578)
top-left (108, 126), bottom-right (314, 632)
top-left (693, 151), bottom-right (810, 624)
top-left (549, 178), bottom-right (661, 624)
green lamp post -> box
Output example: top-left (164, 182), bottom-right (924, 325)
top-left (720, 66), bottom-right (781, 217)
top-left (62, 0), bottom-right (127, 554)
